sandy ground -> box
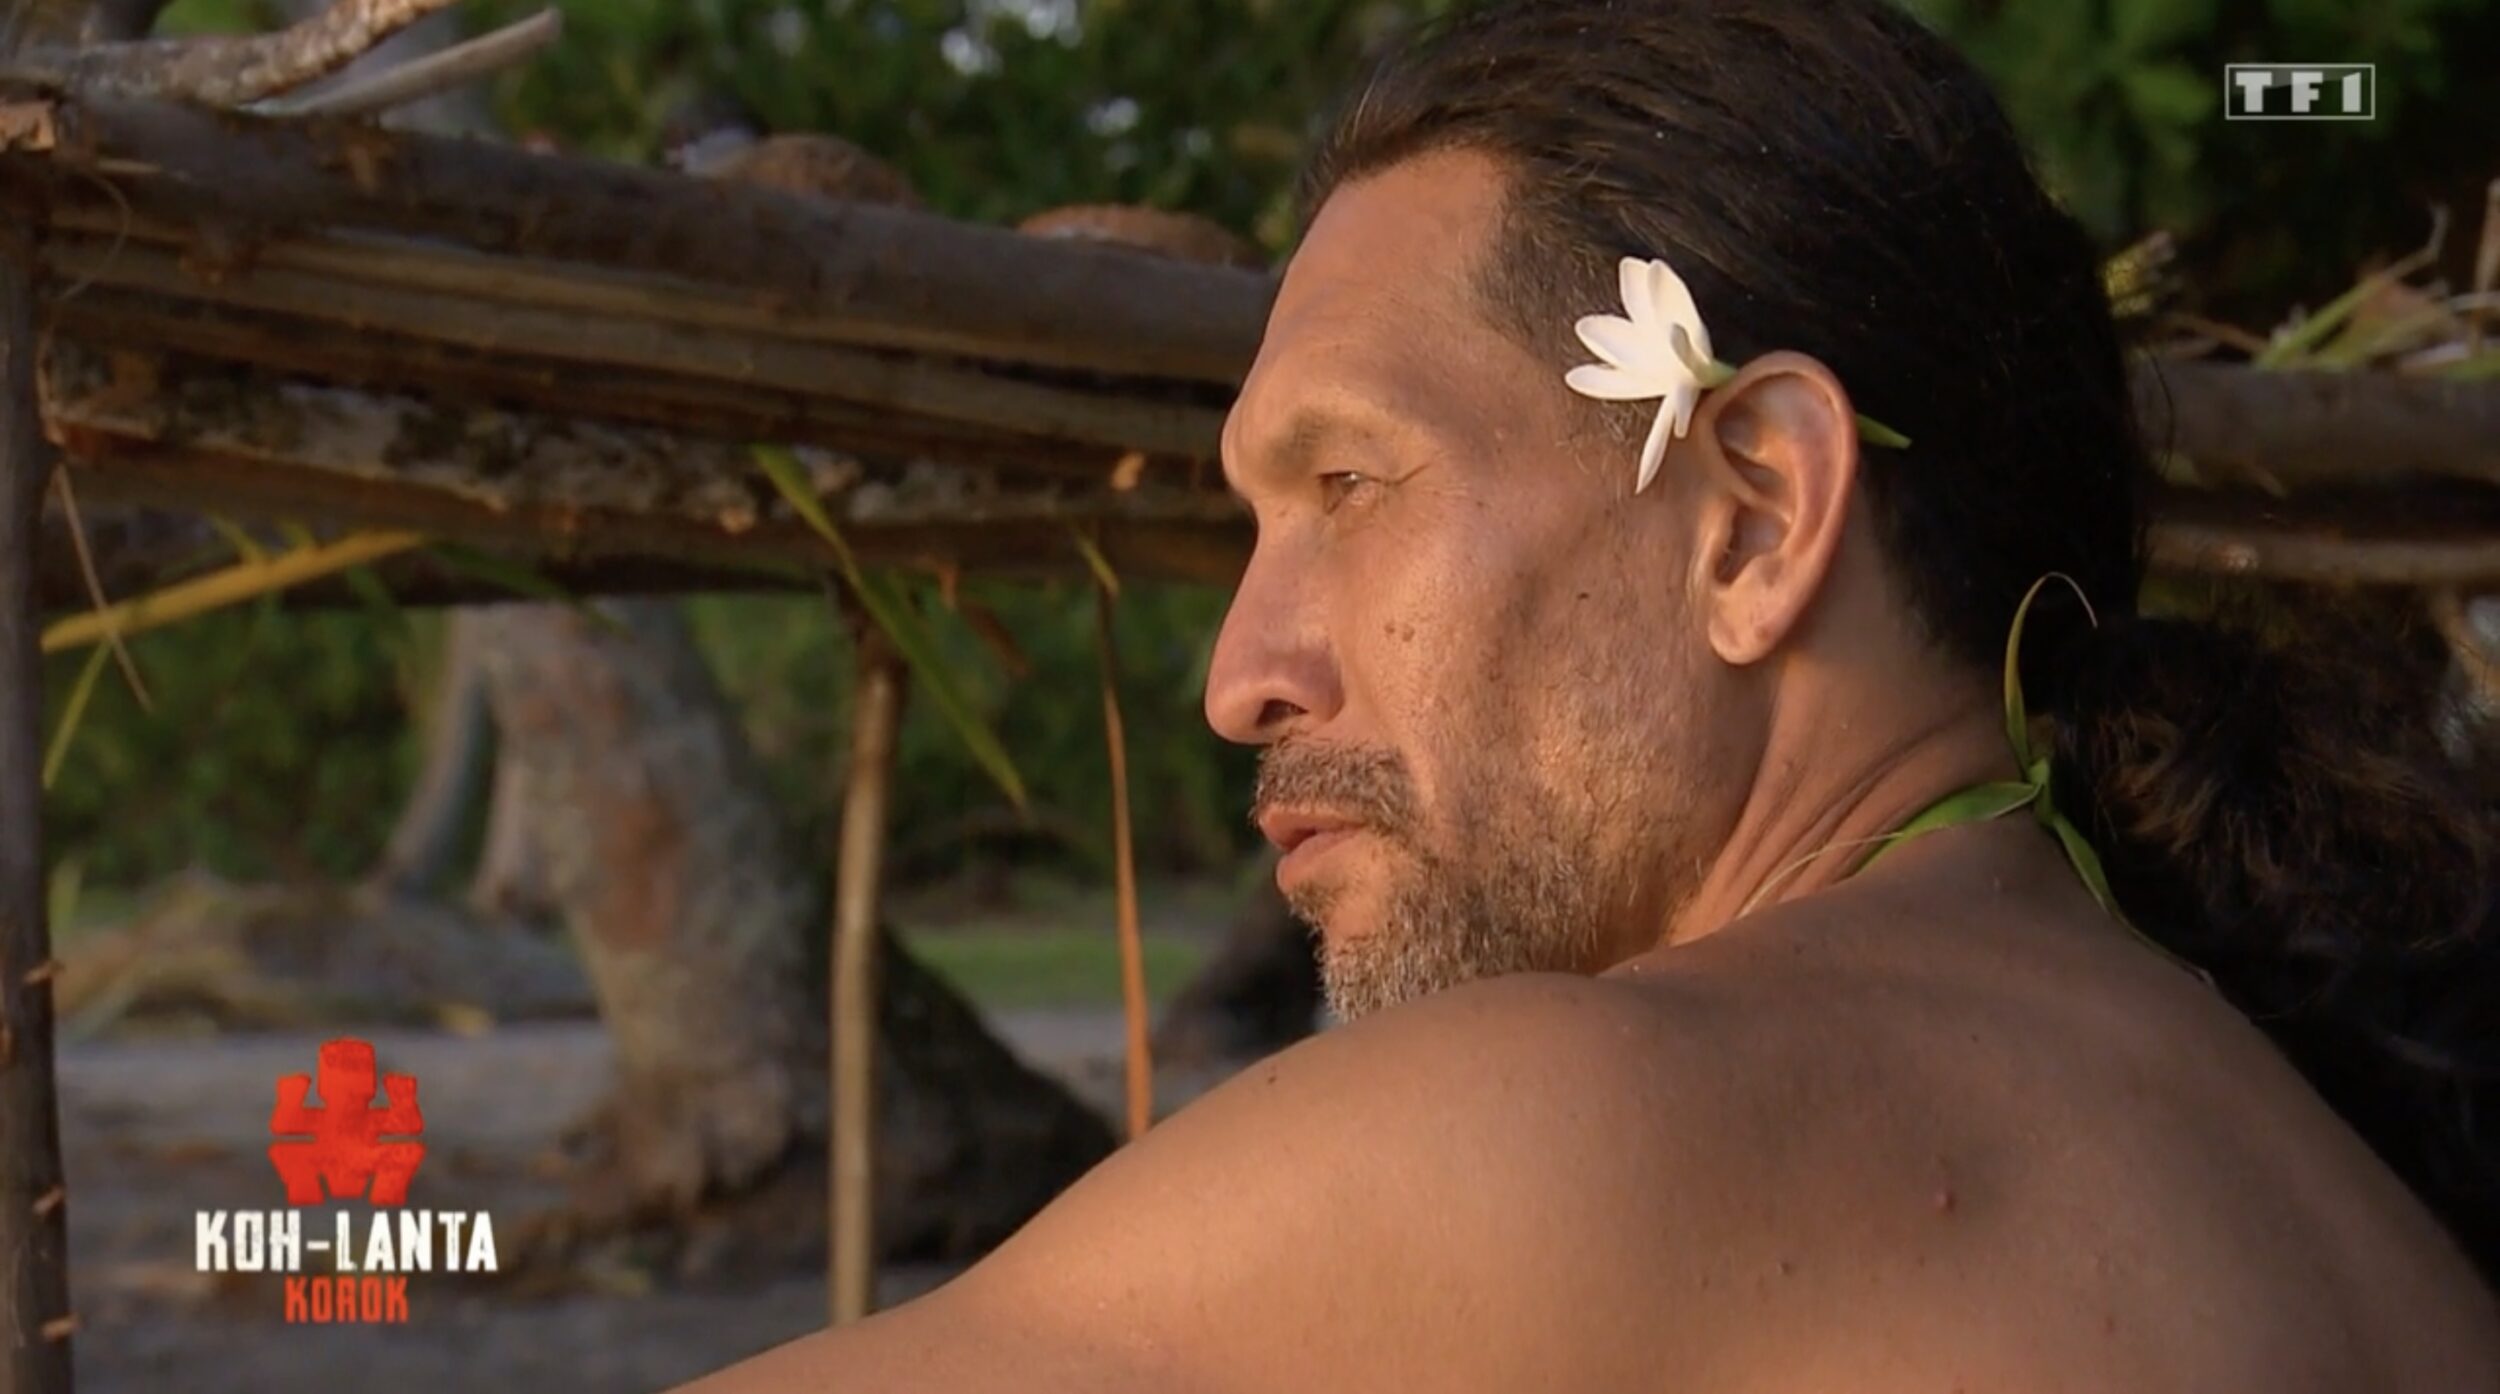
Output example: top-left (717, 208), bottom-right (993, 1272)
top-left (57, 1011), bottom-right (1156, 1394)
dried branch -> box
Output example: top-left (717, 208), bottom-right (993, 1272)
top-left (45, 466), bottom-right (148, 708)
top-left (40, 0), bottom-right (463, 107)
top-left (828, 623), bottom-right (904, 1324)
top-left (40, 527), bottom-right (426, 652)
top-left (1096, 574), bottom-right (1153, 1141)
top-left (30, 507), bottom-right (818, 612)
top-left (253, 7), bottom-right (559, 119)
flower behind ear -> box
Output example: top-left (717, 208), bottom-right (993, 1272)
top-left (1564, 254), bottom-right (1910, 493)
top-left (1564, 256), bottom-right (1716, 493)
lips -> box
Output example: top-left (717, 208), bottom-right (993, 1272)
top-left (1258, 809), bottom-right (1368, 894)
top-left (1256, 808), bottom-right (1361, 854)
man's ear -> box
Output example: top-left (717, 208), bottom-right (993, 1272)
top-left (1680, 351), bottom-right (1860, 667)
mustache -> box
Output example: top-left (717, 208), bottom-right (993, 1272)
top-left (1251, 741), bottom-right (1420, 837)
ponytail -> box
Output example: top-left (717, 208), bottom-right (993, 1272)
top-left (2044, 612), bottom-right (2500, 1279)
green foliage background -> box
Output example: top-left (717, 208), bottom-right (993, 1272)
top-left (41, 0), bottom-right (2497, 891)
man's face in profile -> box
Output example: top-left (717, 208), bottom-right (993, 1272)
top-left (1207, 149), bottom-right (1750, 1020)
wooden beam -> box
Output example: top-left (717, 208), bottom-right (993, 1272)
top-left (41, 233), bottom-right (1234, 461)
top-left (61, 438), bottom-right (1253, 589)
top-left (0, 239), bottom-right (73, 1394)
top-left (2138, 359), bottom-right (2500, 491)
top-left (2146, 489), bottom-right (2500, 587)
top-left (45, 287), bottom-right (1146, 482)
top-left (39, 339), bottom-right (1252, 586)
top-left (25, 92), bottom-right (1277, 385)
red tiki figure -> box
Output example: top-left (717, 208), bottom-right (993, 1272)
top-left (268, 1038), bottom-right (426, 1206)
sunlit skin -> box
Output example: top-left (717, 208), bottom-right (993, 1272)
top-left (1210, 146), bottom-right (2009, 1015)
top-left (675, 149), bottom-right (2500, 1394)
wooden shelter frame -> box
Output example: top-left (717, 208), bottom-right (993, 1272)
top-left (0, 24), bottom-right (2495, 1392)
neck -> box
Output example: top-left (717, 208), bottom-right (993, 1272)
top-left (1662, 668), bottom-right (2013, 947)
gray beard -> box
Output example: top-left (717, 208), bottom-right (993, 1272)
top-left (1289, 817), bottom-right (1613, 1021)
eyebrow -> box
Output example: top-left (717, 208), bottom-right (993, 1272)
top-left (1226, 402), bottom-right (1398, 500)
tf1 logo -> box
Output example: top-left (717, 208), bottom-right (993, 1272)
top-left (2224, 65), bottom-right (2375, 122)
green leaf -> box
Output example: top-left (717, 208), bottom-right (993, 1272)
top-left (754, 444), bottom-right (1029, 812)
top-left (851, 570), bottom-right (1030, 815)
top-left (2254, 247), bottom-right (2438, 369)
top-left (2047, 811), bottom-right (2210, 986)
top-left (342, 564), bottom-right (408, 635)
top-left (1852, 778), bottom-right (2039, 878)
top-left (1894, 780), bottom-right (2041, 844)
top-left (2314, 305), bottom-right (2473, 369)
top-left (753, 445), bottom-right (862, 573)
top-left (1855, 413), bottom-right (1913, 450)
top-left (203, 513), bottom-right (267, 565)
top-left (427, 544), bottom-right (575, 603)
top-left (42, 643), bottom-right (113, 790)
top-left (2047, 813), bottom-right (2122, 919)
top-left (2003, 578), bottom-right (2044, 766)
top-left (1069, 528), bottom-right (1121, 599)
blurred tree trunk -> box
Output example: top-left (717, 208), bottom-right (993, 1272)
top-left (471, 601), bottom-right (1111, 1255)
top-left (363, 611), bottom-right (493, 901)
top-left (1152, 858), bottom-right (1320, 1066)
top-left (293, 8), bottom-right (1106, 1258)
top-left (464, 743), bottom-right (552, 919)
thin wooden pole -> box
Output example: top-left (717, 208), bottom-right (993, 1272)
top-left (0, 238), bottom-right (75, 1391)
top-left (829, 617), bottom-right (905, 1326)
top-left (1094, 580), bottom-right (1153, 1141)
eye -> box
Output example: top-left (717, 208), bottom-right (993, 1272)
top-left (1318, 471), bottom-right (1381, 513)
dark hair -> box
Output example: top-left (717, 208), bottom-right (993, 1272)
top-left (1305, 0), bottom-right (2499, 1278)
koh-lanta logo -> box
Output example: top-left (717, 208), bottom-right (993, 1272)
top-left (2224, 64), bottom-right (2376, 121)
top-left (193, 1038), bottom-right (499, 1324)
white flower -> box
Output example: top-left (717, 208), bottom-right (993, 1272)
top-left (1564, 255), bottom-right (1723, 494)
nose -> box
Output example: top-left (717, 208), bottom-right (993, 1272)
top-left (1203, 542), bottom-right (1342, 747)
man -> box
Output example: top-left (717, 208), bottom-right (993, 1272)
top-left (685, 1), bottom-right (2500, 1388)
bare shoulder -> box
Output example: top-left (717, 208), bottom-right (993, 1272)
top-left (672, 923), bottom-right (2499, 1393)
top-left (670, 971), bottom-right (1761, 1393)
top-left (667, 971), bottom-right (1769, 1393)
top-left (939, 971), bottom-right (1773, 1385)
